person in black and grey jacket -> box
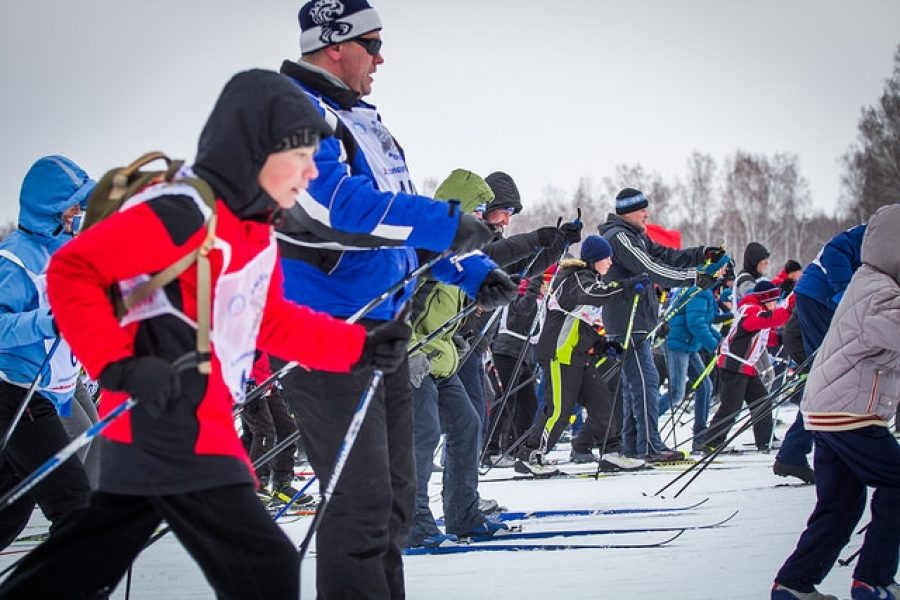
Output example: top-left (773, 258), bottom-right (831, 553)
top-left (598, 188), bottom-right (719, 462)
top-left (515, 236), bottom-right (647, 476)
top-left (456, 171), bottom-right (581, 446)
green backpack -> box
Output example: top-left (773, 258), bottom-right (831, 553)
top-left (81, 151), bottom-right (217, 374)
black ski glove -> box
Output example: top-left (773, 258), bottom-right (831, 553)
top-left (697, 272), bottom-right (719, 290)
top-left (99, 356), bottom-right (179, 419)
top-left (450, 214), bottom-right (494, 254)
top-left (535, 226), bottom-right (565, 249)
top-left (703, 246), bottom-right (726, 263)
top-left (606, 340), bottom-right (625, 359)
top-left (624, 273), bottom-right (652, 294)
top-left (559, 220), bottom-right (583, 244)
top-left (357, 319), bottom-right (413, 374)
top-left (476, 269), bottom-right (518, 310)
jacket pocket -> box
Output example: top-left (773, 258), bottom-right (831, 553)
top-left (865, 369), bottom-right (881, 414)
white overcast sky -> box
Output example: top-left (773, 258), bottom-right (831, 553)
top-left (2, 1), bottom-right (898, 227)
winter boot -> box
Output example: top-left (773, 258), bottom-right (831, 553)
top-left (458, 516), bottom-right (510, 539)
top-left (514, 451), bottom-right (559, 477)
top-left (569, 449), bottom-right (598, 464)
top-left (771, 582), bottom-right (838, 599)
top-left (773, 460), bottom-right (815, 485)
top-left (599, 452), bottom-right (647, 472)
top-left (851, 580), bottom-right (900, 599)
top-left (644, 449), bottom-right (684, 463)
top-left (272, 479), bottom-right (315, 507)
top-left (419, 533), bottom-right (459, 548)
top-left (478, 496), bottom-right (502, 514)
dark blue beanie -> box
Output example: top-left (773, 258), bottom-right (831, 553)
top-left (580, 235), bottom-right (613, 262)
top-left (299, 0), bottom-right (382, 55)
top-left (615, 187), bottom-right (649, 215)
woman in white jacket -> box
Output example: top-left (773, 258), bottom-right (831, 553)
top-left (772, 203), bottom-right (900, 600)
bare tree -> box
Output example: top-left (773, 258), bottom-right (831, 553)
top-left (677, 152), bottom-right (719, 246)
top-left (840, 45), bottom-right (900, 220)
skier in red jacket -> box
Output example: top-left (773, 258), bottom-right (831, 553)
top-left (0, 69), bottom-right (410, 600)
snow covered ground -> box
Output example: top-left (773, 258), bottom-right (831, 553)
top-left (2, 404), bottom-right (885, 599)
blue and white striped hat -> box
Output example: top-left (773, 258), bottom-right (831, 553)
top-left (615, 187), bottom-right (649, 215)
top-left (298, 0), bottom-right (382, 55)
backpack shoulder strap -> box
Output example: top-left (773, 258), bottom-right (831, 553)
top-left (119, 173), bottom-right (218, 375)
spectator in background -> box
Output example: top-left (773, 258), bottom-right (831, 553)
top-left (734, 242), bottom-right (771, 304)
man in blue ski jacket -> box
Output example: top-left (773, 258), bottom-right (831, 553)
top-left (0, 155), bottom-right (94, 549)
top-left (772, 223), bottom-right (866, 484)
top-left (274, 2), bottom-right (514, 597)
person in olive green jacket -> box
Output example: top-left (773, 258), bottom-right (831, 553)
top-left (405, 169), bottom-right (516, 547)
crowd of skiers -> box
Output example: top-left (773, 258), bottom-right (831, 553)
top-left (0, 0), bottom-right (896, 599)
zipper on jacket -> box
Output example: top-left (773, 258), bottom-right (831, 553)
top-left (866, 369), bottom-right (881, 414)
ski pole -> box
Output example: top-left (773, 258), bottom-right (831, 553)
top-left (0, 336), bottom-right (63, 452)
top-left (652, 351), bottom-right (816, 498)
top-left (453, 242), bottom-right (552, 375)
top-left (244, 252), bottom-right (445, 405)
top-left (298, 368), bottom-right (384, 563)
top-left (407, 304), bottom-right (478, 355)
top-left (0, 397), bottom-right (137, 509)
top-left (588, 287), bottom-right (643, 479)
top-left (488, 220), bottom-right (586, 465)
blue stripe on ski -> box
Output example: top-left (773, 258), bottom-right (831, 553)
top-left (464, 509), bottom-right (738, 543)
top-left (493, 497), bottom-right (710, 522)
top-left (436, 497), bottom-right (709, 527)
top-left (404, 530), bottom-right (685, 555)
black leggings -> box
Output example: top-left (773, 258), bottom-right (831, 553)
top-left (0, 382), bottom-right (90, 550)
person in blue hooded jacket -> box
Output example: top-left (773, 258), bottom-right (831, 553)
top-left (658, 259), bottom-right (728, 452)
top-left (773, 223), bottom-right (866, 484)
top-left (0, 155), bottom-right (94, 549)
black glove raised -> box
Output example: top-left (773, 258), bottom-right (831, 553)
top-left (535, 226), bottom-right (565, 249)
top-left (559, 220), bottom-right (583, 244)
top-left (99, 356), bottom-right (178, 419)
top-left (450, 213), bottom-right (494, 254)
top-left (476, 269), bottom-right (518, 310)
top-left (697, 272), bottom-right (718, 290)
top-left (624, 273), bottom-right (652, 294)
top-left (704, 246), bottom-right (726, 263)
top-left (357, 319), bottom-right (413, 374)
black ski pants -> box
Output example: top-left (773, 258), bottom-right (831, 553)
top-left (0, 484), bottom-right (298, 599)
top-left (277, 352), bottom-right (415, 600)
top-left (704, 368), bottom-right (774, 450)
top-left (520, 356), bottom-right (617, 458)
top-left (486, 353), bottom-right (538, 456)
top-left (241, 388), bottom-right (297, 484)
top-left (0, 382), bottom-right (90, 550)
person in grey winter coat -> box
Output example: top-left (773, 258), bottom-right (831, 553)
top-left (772, 203), bottom-right (900, 600)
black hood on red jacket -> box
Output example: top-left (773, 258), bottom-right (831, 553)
top-left (193, 69), bottom-right (332, 222)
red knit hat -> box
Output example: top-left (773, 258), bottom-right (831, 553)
top-left (751, 280), bottom-right (780, 303)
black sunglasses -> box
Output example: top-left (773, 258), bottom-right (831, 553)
top-left (350, 37), bottom-right (382, 56)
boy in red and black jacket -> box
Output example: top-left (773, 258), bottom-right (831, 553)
top-left (0, 70), bottom-right (410, 600)
top-left (703, 280), bottom-right (791, 452)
